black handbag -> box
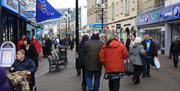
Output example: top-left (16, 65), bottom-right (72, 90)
top-left (124, 59), bottom-right (134, 76)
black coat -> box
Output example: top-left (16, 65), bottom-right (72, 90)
top-left (170, 40), bottom-right (180, 53)
top-left (21, 44), bottom-right (39, 67)
top-left (141, 40), bottom-right (157, 57)
top-left (78, 42), bottom-right (86, 67)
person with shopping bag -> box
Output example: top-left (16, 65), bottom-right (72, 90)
top-left (99, 34), bottom-right (128, 91)
top-left (128, 36), bottom-right (146, 84)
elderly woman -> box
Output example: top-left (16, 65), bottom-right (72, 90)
top-left (99, 34), bottom-right (128, 91)
top-left (129, 37), bottom-right (146, 84)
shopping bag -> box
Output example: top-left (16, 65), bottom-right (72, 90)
top-left (153, 56), bottom-right (160, 69)
top-left (124, 59), bottom-right (134, 76)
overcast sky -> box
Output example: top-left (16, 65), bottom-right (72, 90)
top-left (47, 0), bottom-right (87, 9)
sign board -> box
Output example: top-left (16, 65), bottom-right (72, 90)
top-left (0, 41), bottom-right (16, 67)
top-left (1, 0), bottom-right (19, 14)
top-left (136, 2), bottom-right (180, 26)
top-left (19, 3), bottom-right (28, 19)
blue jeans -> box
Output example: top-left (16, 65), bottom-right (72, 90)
top-left (85, 71), bottom-right (101, 91)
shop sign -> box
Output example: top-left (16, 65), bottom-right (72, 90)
top-left (136, 2), bottom-right (180, 26)
top-left (20, 3), bottom-right (28, 19)
top-left (89, 23), bottom-right (108, 29)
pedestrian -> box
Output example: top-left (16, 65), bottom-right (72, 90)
top-left (129, 37), bottom-right (146, 84)
top-left (125, 35), bottom-right (131, 51)
top-left (99, 34), bottom-right (128, 91)
top-left (45, 38), bottom-right (52, 56)
top-left (17, 35), bottom-right (26, 49)
top-left (141, 34), bottom-right (157, 78)
top-left (21, 38), bottom-right (39, 68)
top-left (170, 36), bottom-right (180, 68)
top-left (69, 38), bottom-right (75, 50)
top-left (0, 67), bottom-right (11, 91)
top-left (84, 33), bottom-right (103, 91)
top-left (31, 35), bottom-right (42, 56)
top-left (9, 49), bottom-right (36, 91)
top-left (77, 35), bottom-right (89, 90)
top-left (41, 38), bottom-right (47, 57)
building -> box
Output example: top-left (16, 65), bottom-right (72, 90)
top-left (136, 0), bottom-right (180, 55)
top-left (107, 0), bottom-right (138, 40)
top-left (0, 0), bottom-right (29, 45)
top-left (79, 6), bottom-right (88, 29)
top-left (87, 0), bottom-right (108, 31)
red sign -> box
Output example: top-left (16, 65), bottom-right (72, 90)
top-left (103, 26), bottom-right (109, 30)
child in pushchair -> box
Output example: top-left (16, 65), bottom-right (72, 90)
top-left (8, 49), bottom-right (36, 91)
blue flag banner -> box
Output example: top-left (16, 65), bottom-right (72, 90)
top-left (36, 0), bottom-right (62, 22)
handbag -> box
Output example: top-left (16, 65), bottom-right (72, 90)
top-left (124, 59), bottom-right (134, 76)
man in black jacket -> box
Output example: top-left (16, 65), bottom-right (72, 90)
top-left (170, 36), bottom-right (180, 68)
top-left (84, 33), bottom-right (103, 91)
top-left (141, 34), bottom-right (157, 78)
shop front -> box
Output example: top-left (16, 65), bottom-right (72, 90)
top-left (136, 2), bottom-right (180, 55)
top-left (0, 0), bottom-right (28, 45)
top-left (108, 18), bottom-right (136, 43)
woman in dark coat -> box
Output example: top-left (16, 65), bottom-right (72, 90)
top-left (21, 39), bottom-right (38, 90)
top-left (77, 35), bottom-right (89, 90)
top-left (21, 39), bottom-right (39, 68)
top-left (45, 38), bottom-right (52, 56)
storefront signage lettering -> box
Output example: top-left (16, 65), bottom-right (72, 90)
top-left (136, 3), bottom-right (180, 26)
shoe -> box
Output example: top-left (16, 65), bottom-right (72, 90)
top-left (174, 64), bottom-right (178, 68)
top-left (82, 85), bottom-right (86, 91)
top-left (142, 74), bottom-right (146, 78)
top-left (147, 75), bottom-right (151, 78)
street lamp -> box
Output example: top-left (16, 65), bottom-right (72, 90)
top-left (97, 0), bottom-right (106, 32)
top-left (64, 11), bottom-right (69, 39)
top-left (75, 0), bottom-right (79, 52)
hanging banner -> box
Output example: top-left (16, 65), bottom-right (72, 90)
top-left (36, 0), bottom-right (62, 22)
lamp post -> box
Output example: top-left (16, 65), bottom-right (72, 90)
top-left (75, 0), bottom-right (79, 52)
top-left (101, 0), bottom-right (104, 31)
top-left (97, 0), bottom-right (105, 33)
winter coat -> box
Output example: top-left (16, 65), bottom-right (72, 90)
top-left (10, 58), bottom-right (36, 74)
top-left (99, 39), bottom-right (128, 73)
top-left (141, 39), bottom-right (157, 57)
top-left (129, 43), bottom-right (146, 66)
top-left (21, 44), bottom-right (39, 67)
top-left (17, 39), bottom-right (25, 49)
top-left (84, 40), bottom-right (103, 71)
top-left (78, 42), bottom-right (86, 67)
top-left (170, 40), bottom-right (180, 53)
top-left (31, 39), bottom-right (42, 55)
top-left (0, 67), bottom-right (10, 91)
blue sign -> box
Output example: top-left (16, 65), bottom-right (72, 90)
top-left (136, 2), bottom-right (180, 26)
top-left (20, 3), bottom-right (28, 19)
top-left (36, 0), bottom-right (62, 22)
top-left (89, 23), bottom-right (108, 29)
top-left (1, 0), bottom-right (19, 14)
top-left (26, 11), bottom-right (36, 18)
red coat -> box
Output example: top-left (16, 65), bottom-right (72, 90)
top-left (17, 39), bottom-right (24, 49)
top-left (99, 39), bottom-right (128, 73)
top-left (31, 39), bottom-right (42, 55)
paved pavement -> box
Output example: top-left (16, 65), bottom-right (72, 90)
top-left (35, 50), bottom-right (180, 91)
